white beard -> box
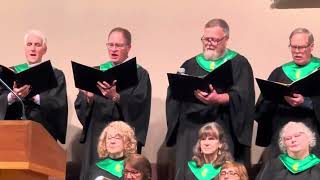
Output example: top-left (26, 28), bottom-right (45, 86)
top-left (203, 49), bottom-right (220, 60)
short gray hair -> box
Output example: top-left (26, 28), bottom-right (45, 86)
top-left (24, 29), bottom-right (47, 47)
top-left (289, 27), bottom-right (314, 45)
top-left (108, 27), bottom-right (131, 46)
top-left (278, 121), bottom-right (316, 153)
top-left (205, 18), bottom-right (230, 37)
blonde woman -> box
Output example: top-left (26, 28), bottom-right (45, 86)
top-left (86, 121), bottom-right (137, 180)
top-left (218, 161), bottom-right (248, 180)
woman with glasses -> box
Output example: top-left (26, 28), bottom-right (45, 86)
top-left (177, 122), bottom-right (233, 180)
top-left (217, 161), bottom-right (248, 180)
top-left (75, 27), bottom-right (152, 180)
top-left (123, 154), bottom-right (152, 180)
top-left (85, 121), bottom-right (137, 180)
top-left (256, 122), bottom-right (320, 180)
top-left (255, 27), bottom-right (320, 162)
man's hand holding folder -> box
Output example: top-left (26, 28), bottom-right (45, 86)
top-left (167, 60), bottom-right (233, 103)
top-left (0, 60), bottom-right (57, 100)
top-left (72, 57), bottom-right (138, 101)
top-left (194, 84), bottom-right (230, 105)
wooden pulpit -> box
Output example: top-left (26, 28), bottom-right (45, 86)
top-left (0, 120), bottom-right (66, 180)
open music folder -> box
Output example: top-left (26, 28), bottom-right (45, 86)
top-left (0, 60), bottom-right (58, 98)
top-left (256, 68), bottom-right (320, 102)
top-left (71, 57), bottom-right (138, 97)
top-left (167, 60), bottom-right (233, 102)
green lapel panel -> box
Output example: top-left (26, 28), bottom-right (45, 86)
top-left (279, 154), bottom-right (320, 174)
top-left (96, 158), bottom-right (124, 178)
top-left (281, 56), bottom-right (320, 81)
top-left (188, 161), bottom-right (221, 180)
top-left (195, 49), bottom-right (238, 72)
top-left (14, 63), bottom-right (29, 73)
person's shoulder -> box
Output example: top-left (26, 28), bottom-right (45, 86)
top-left (268, 65), bottom-right (283, 77)
top-left (231, 52), bottom-right (251, 65)
top-left (262, 157), bottom-right (282, 171)
top-left (52, 66), bottom-right (64, 74)
top-left (136, 64), bottom-right (148, 73)
top-left (180, 55), bottom-right (198, 68)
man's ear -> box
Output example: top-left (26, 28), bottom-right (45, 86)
top-left (43, 45), bottom-right (47, 54)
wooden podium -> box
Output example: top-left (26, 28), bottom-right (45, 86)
top-left (0, 120), bottom-right (66, 180)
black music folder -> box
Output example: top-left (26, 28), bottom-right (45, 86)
top-left (256, 68), bottom-right (320, 102)
top-left (167, 60), bottom-right (233, 102)
top-left (0, 60), bottom-right (58, 98)
top-left (72, 57), bottom-right (138, 96)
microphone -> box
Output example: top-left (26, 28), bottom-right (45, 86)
top-left (0, 67), bottom-right (27, 120)
top-left (177, 68), bottom-right (186, 75)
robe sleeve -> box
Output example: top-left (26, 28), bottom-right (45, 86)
top-left (310, 96), bottom-right (320, 134)
top-left (255, 68), bottom-right (283, 147)
top-left (255, 160), bottom-right (274, 180)
top-left (39, 69), bottom-right (68, 144)
top-left (164, 60), bottom-right (192, 147)
top-left (115, 67), bottom-right (151, 145)
top-left (227, 56), bottom-right (255, 146)
top-left (74, 90), bottom-right (94, 143)
top-left (164, 87), bottom-right (182, 147)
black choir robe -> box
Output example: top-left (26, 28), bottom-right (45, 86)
top-left (0, 68), bottom-right (68, 144)
top-left (75, 66), bottom-right (151, 180)
top-left (256, 157), bottom-right (320, 180)
top-left (255, 67), bottom-right (320, 159)
top-left (165, 54), bottom-right (255, 173)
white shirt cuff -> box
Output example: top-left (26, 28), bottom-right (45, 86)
top-left (33, 94), bottom-right (40, 105)
top-left (7, 92), bottom-right (16, 105)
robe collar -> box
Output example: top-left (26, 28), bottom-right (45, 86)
top-left (96, 157), bottom-right (124, 178)
top-left (281, 56), bottom-right (320, 81)
top-left (195, 49), bottom-right (238, 72)
top-left (188, 160), bottom-right (221, 180)
top-left (279, 153), bottom-right (320, 174)
top-left (99, 57), bottom-right (139, 71)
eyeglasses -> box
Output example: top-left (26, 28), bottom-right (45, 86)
top-left (201, 36), bottom-right (226, 45)
top-left (123, 169), bottom-right (141, 178)
top-left (220, 170), bottom-right (239, 177)
top-left (289, 43), bottom-right (312, 52)
top-left (106, 43), bottom-right (127, 49)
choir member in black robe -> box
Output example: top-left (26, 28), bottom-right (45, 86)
top-left (123, 154), bottom-right (152, 180)
top-left (256, 122), bottom-right (320, 180)
top-left (85, 121), bottom-right (137, 180)
top-left (177, 122), bottom-right (232, 180)
top-left (0, 30), bottom-right (68, 143)
top-left (255, 28), bottom-right (320, 161)
top-left (165, 19), bottom-right (255, 173)
top-left (217, 161), bottom-right (249, 180)
top-left (75, 27), bottom-right (151, 180)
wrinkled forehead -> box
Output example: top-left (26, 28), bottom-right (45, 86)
top-left (290, 33), bottom-right (309, 43)
top-left (25, 34), bottom-right (44, 45)
top-left (108, 31), bottom-right (127, 43)
top-left (203, 26), bottom-right (226, 38)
